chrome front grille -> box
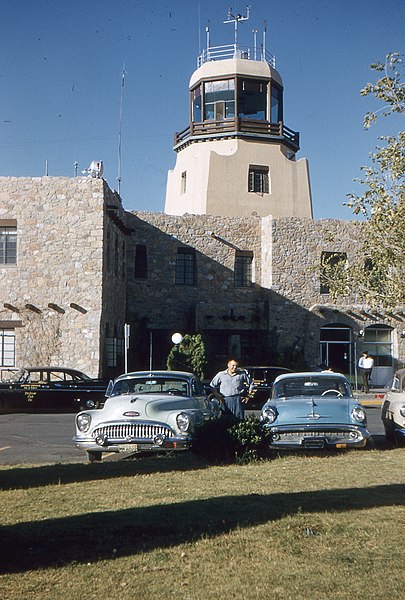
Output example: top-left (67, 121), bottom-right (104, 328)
top-left (92, 423), bottom-right (175, 441)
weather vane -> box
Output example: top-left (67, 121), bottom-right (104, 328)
top-left (223, 5), bottom-right (251, 45)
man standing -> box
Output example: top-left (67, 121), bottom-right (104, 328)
top-left (210, 358), bottom-right (253, 420)
top-left (358, 351), bottom-right (374, 393)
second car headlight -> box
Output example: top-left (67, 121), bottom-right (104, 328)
top-left (261, 406), bottom-right (277, 424)
top-left (399, 405), bottom-right (405, 417)
top-left (77, 413), bottom-right (92, 432)
top-left (351, 406), bottom-right (366, 422)
top-left (176, 412), bottom-right (191, 432)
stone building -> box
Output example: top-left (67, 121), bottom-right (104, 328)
top-left (1, 14), bottom-right (403, 386)
top-left (1, 175), bottom-right (404, 386)
top-left (0, 176), bottom-right (127, 378)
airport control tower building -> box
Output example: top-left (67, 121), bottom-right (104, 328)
top-left (165, 9), bottom-right (313, 219)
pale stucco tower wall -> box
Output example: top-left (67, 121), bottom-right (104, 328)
top-left (165, 51), bottom-right (313, 218)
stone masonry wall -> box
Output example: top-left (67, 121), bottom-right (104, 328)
top-left (0, 177), bottom-right (106, 376)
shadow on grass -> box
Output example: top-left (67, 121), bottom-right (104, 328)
top-left (0, 452), bottom-right (213, 491)
top-left (1, 483), bottom-right (404, 574)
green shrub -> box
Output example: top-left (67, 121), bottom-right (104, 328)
top-left (230, 415), bottom-right (272, 463)
top-left (192, 415), bottom-right (271, 463)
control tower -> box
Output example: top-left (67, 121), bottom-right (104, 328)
top-left (165, 10), bottom-right (312, 218)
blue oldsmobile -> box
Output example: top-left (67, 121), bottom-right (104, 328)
top-left (260, 372), bottom-right (370, 450)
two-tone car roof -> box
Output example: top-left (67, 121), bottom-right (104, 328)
top-left (114, 370), bottom-right (195, 381)
top-left (273, 371), bottom-right (350, 383)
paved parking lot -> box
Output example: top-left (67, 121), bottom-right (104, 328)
top-left (0, 403), bottom-right (387, 465)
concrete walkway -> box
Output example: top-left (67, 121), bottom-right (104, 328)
top-left (355, 389), bottom-right (386, 407)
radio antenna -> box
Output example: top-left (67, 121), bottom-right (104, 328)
top-left (117, 63), bottom-right (126, 196)
top-left (223, 5), bottom-right (250, 45)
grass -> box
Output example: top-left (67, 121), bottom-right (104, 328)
top-left (0, 448), bottom-right (404, 600)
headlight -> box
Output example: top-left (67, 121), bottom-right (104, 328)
top-left (77, 413), bottom-right (91, 432)
top-left (176, 412), bottom-right (191, 432)
top-left (261, 406), bottom-right (277, 424)
top-left (399, 406), bottom-right (405, 417)
top-left (85, 399), bottom-right (96, 409)
top-left (351, 406), bottom-right (366, 422)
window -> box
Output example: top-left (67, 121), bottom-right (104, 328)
top-left (270, 84), bottom-right (283, 123)
top-left (238, 78), bottom-right (267, 120)
top-left (248, 166), bottom-right (269, 193)
top-left (0, 329), bottom-right (15, 366)
top-left (181, 171), bottom-right (187, 194)
top-left (192, 85), bottom-right (202, 122)
top-left (204, 79), bottom-right (235, 120)
top-left (234, 251), bottom-right (253, 287)
top-left (175, 248), bottom-right (196, 286)
top-left (363, 326), bottom-right (393, 367)
top-left (320, 252), bottom-right (347, 294)
top-left (105, 337), bottom-right (124, 368)
top-left (135, 244), bottom-right (147, 278)
top-left (0, 226), bottom-right (17, 265)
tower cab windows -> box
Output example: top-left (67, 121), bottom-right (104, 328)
top-left (271, 84), bottom-right (283, 123)
top-left (203, 80), bottom-right (235, 121)
top-left (191, 78), bottom-right (283, 125)
top-left (238, 79), bottom-right (267, 120)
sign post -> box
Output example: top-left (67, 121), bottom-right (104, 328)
top-left (124, 323), bottom-right (130, 373)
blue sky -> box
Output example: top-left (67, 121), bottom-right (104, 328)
top-left (1, 0), bottom-right (403, 219)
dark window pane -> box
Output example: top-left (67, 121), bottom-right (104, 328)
top-left (238, 79), bottom-right (267, 120)
top-left (135, 244), bottom-right (147, 278)
top-left (271, 85), bottom-right (283, 122)
top-left (235, 253), bottom-right (253, 287)
top-left (176, 250), bottom-right (196, 286)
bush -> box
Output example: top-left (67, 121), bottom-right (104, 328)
top-left (192, 415), bottom-right (272, 463)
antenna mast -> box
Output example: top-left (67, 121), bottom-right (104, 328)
top-left (117, 64), bottom-right (126, 196)
top-left (223, 5), bottom-right (250, 46)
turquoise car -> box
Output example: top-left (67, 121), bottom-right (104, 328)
top-left (260, 372), bottom-right (370, 450)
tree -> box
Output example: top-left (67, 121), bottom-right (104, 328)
top-left (325, 53), bottom-right (405, 309)
top-left (166, 333), bottom-right (207, 380)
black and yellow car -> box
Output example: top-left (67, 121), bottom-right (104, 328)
top-left (0, 367), bottom-right (108, 413)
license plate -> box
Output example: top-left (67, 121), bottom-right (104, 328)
top-left (117, 444), bottom-right (138, 453)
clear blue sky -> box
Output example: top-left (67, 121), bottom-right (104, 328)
top-left (1, 0), bottom-right (403, 219)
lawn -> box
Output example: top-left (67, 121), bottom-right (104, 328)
top-left (0, 448), bottom-right (404, 600)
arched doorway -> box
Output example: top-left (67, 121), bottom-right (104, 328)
top-left (320, 324), bottom-right (352, 375)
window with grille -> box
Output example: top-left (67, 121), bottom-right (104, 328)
top-left (175, 249), bottom-right (196, 286)
top-left (248, 166), bottom-right (269, 193)
top-left (0, 329), bottom-right (15, 366)
top-left (234, 251), bottom-right (253, 287)
top-left (0, 226), bottom-right (17, 264)
top-left (363, 326), bottom-right (393, 367)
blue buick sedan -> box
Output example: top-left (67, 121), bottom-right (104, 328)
top-left (260, 372), bottom-right (370, 450)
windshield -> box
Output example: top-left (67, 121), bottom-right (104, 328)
top-left (110, 377), bottom-right (190, 397)
top-left (272, 376), bottom-right (351, 399)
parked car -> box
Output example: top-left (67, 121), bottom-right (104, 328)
top-left (73, 370), bottom-right (221, 462)
top-left (381, 368), bottom-right (405, 444)
top-left (0, 367), bottom-right (108, 413)
top-left (260, 371), bottom-right (370, 450)
top-left (243, 366), bottom-right (294, 408)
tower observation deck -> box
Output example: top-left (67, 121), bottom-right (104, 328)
top-left (165, 10), bottom-right (312, 219)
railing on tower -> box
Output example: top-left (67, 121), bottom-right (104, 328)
top-left (174, 118), bottom-right (299, 151)
top-left (197, 43), bottom-right (276, 68)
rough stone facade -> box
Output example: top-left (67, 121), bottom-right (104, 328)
top-left (1, 176), bottom-right (403, 385)
top-left (0, 176), bottom-right (125, 378)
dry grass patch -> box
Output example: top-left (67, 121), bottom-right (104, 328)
top-left (0, 449), bottom-right (404, 599)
